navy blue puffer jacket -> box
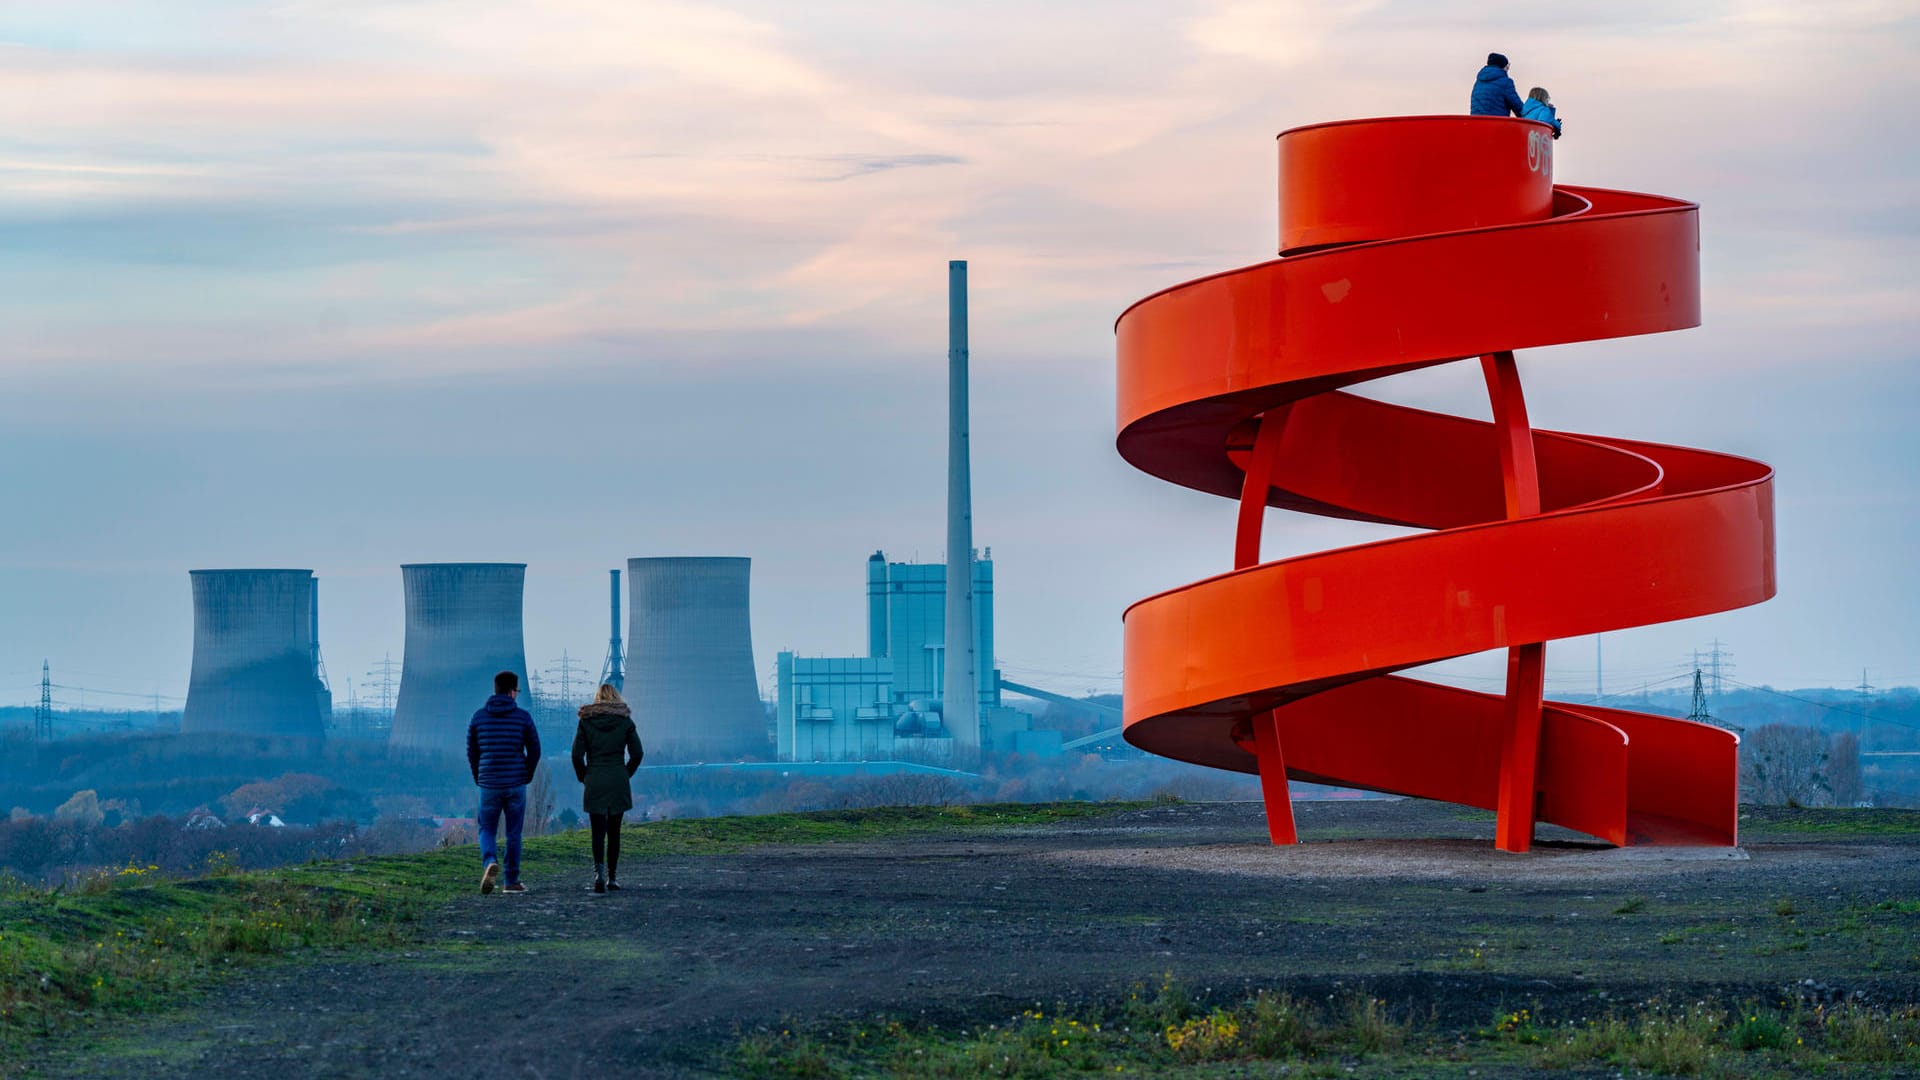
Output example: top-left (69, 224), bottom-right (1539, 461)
top-left (467, 694), bottom-right (541, 788)
top-left (1470, 65), bottom-right (1525, 117)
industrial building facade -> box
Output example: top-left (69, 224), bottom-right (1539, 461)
top-left (776, 551), bottom-right (1047, 761)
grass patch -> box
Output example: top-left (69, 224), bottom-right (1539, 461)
top-left (3, 800), bottom-right (1143, 1065)
top-left (732, 984), bottom-right (1920, 1078)
top-left (591, 800), bottom-right (1148, 857)
top-left (0, 862), bottom-right (413, 1058)
top-left (1525, 1005), bottom-right (1726, 1073)
top-left (1740, 807), bottom-right (1920, 837)
top-left (731, 979), bottom-right (1414, 1078)
top-left (1495, 1000), bottom-right (1920, 1076)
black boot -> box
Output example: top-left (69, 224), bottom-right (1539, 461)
top-left (605, 866), bottom-right (621, 891)
top-left (590, 862), bottom-right (606, 894)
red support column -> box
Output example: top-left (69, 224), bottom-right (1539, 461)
top-left (1235, 409), bottom-right (1299, 844)
top-left (1495, 642), bottom-right (1547, 851)
top-left (1251, 708), bottom-right (1299, 844)
top-left (1233, 405), bottom-right (1291, 570)
top-left (1481, 352), bottom-right (1541, 520)
top-left (1481, 352), bottom-right (1546, 853)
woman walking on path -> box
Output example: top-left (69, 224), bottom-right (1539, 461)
top-left (572, 684), bottom-right (644, 893)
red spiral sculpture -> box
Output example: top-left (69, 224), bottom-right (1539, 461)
top-left (1114, 117), bottom-right (1775, 852)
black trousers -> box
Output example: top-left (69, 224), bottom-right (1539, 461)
top-left (589, 810), bottom-right (624, 875)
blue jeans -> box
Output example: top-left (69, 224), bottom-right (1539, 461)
top-left (476, 785), bottom-right (527, 886)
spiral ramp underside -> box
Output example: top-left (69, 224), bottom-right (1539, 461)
top-left (1115, 116), bottom-right (1775, 851)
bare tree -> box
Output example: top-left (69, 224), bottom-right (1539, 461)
top-left (1826, 731), bottom-right (1865, 807)
top-left (1741, 724), bottom-right (1829, 806)
top-left (525, 762), bottom-right (557, 837)
top-left (833, 774), bottom-right (968, 810)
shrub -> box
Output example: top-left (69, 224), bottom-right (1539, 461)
top-left (1339, 995), bottom-right (1409, 1055)
top-left (1824, 1004), bottom-right (1900, 1062)
top-left (1729, 1011), bottom-right (1789, 1051)
top-left (1243, 991), bottom-right (1318, 1057)
top-left (1165, 1008), bottom-right (1242, 1061)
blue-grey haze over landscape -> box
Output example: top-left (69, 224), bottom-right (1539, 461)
top-left (2, 0), bottom-right (1916, 712)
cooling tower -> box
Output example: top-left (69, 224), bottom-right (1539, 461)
top-left (181, 569), bottom-right (326, 739)
top-left (626, 556), bottom-right (768, 761)
top-left (389, 563), bottom-right (529, 755)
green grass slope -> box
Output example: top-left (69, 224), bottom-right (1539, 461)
top-left (0, 801), bottom-right (1139, 1063)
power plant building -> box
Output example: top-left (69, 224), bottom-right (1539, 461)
top-left (776, 263), bottom-right (1055, 763)
top-left (389, 563), bottom-right (530, 756)
top-left (776, 551), bottom-right (1044, 761)
top-left (181, 569), bottom-right (328, 739)
top-left (625, 556), bottom-right (769, 762)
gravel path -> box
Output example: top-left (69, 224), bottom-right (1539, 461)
top-left (33, 800), bottom-right (1920, 1079)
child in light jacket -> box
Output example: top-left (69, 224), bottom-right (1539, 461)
top-left (1522, 87), bottom-right (1562, 138)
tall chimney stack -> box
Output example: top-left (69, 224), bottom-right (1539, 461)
top-left (310, 576), bottom-right (321, 678)
top-left (603, 568), bottom-right (626, 692)
top-left (944, 260), bottom-right (980, 753)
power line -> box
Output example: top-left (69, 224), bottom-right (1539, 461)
top-left (36, 662), bottom-right (52, 743)
top-left (48, 682), bottom-right (183, 702)
top-left (1720, 676), bottom-right (1920, 735)
top-left (1588, 671), bottom-right (1694, 701)
top-left (1685, 667), bottom-right (1738, 731)
top-left (366, 654), bottom-right (401, 715)
top-left (546, 650), bottom-right (591, 707)
top-left (1701, 639), bottom-right (1733, 696)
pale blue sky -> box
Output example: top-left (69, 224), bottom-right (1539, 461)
top-left (3, 1), bottom-right (1916, 711)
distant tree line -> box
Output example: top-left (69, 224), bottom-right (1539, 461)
top-left (0, 798), bottom-right (438, 886)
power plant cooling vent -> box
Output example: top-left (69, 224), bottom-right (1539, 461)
top-left (389, 562), bottom-right (530, 755)
top-left (626, 556), bottom-right (769, 762)
top-left (181, 569), bottom-right (327, 739)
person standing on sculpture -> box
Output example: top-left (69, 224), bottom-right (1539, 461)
top-left (1470, 52), bottom-right (1526, 118)
top-left (572, 683), bottom-right (644, 894)
top-left (1521, 87), bottom-right (1562, 138)
top-left (469, 669), bottom-right (541, 895)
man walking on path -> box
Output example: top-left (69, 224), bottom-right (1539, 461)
top-left (1470, 52), bottom-right (1525, 117)
top-left (469, 670), bottom-right (541, 895)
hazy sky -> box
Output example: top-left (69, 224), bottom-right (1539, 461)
top-left (3, 1), bottom-right (1916, 715)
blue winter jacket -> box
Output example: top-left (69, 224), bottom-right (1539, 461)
top-left (1470, 65), bottom-right (1525, 117)
top-left (1521, 97), bottom-right (1561, 136)
top-left (467, 694), bottom-right (541, 789)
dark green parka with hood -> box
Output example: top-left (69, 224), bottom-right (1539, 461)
top-left (571, 701), bottom-right (643, 814)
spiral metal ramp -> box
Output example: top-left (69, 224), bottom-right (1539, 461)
top-left (1114, 116), bottom-right (1775, 852)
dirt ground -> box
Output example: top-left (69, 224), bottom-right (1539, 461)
top-left (30, 800), bottom-right (1920, 1079)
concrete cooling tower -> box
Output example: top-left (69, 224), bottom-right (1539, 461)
top-left (389, 563), bottom-right (529, 755)
top-left (182, 569), bottom-right (327, 739)
top-left (626, 557), bottom-right (768, 761)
